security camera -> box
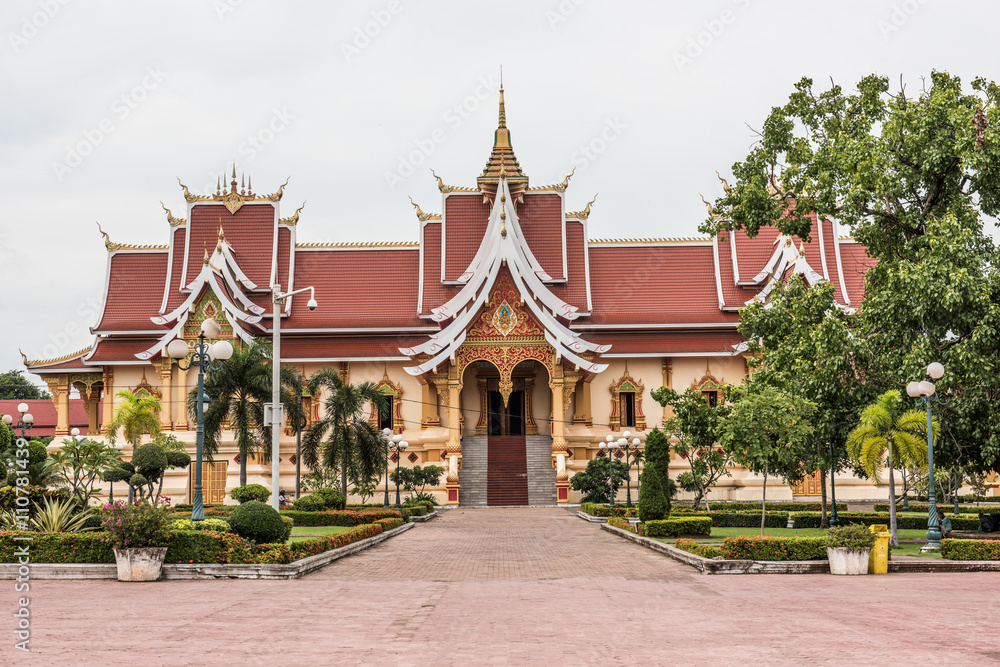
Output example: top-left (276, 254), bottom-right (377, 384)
top-left (307, 298), bottom-right (318, 311)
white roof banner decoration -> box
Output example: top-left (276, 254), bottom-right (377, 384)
top-left (746, 236), bottom-right (825, 306)
top-left (402, 175), bottom-right (608, 376)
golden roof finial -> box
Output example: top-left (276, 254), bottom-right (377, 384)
top-left (700, 195), bottom-right (716, 218)
top-left (19, 349), bottom-right (28, 367)
top-left (218, 219), bottom-right (226, 242)
top-left (498, 68), bottom-right (507, 130)
top-left (216, 175), bottom-right (221, 196)
top-left (232, 163), bottom-right (236, 179)
top-left (95, 221), bottom-right (116, 250)
top-left (203, 242), bottom-right (210, 265)
top-left (247, 176), bottom-right (252, 196)
top-left (716, 171), bottom-right (732, 194)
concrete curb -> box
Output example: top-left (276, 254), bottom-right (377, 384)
top-left (409, 511), bottom-right (438, 523)
top-left (0, 522), bottom-right (415, 581)
top-left (600, 523), bottom-right (829, 574)
top-left (576, 511), bottom-right (607, 523)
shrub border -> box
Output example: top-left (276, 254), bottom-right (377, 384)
top-left (0, 523), bottom-right (414, 580)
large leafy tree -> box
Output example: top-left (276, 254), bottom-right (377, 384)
top-left (738, 279), bottom-right (868, 526)
top-left (0, 370), bottom-right (50, 400)
top-left (569, 455), bottom-right (630, 505)
top-left (703, 71), bottom-right (1000, 474)
top-left (51, 436), bottom-right (122, 505)
top-left (847, 390), bottom-right (934, 546)
top-left (720, 385), bottom-right (817, 534)
top-left (190, 339), bottom-right (303, 487)
top-left (301, 369), bottom-right (387, 510)
top-left (651, 386), bottom-right (731, 510)
top-left (106, 388), bottom-right (161, 502)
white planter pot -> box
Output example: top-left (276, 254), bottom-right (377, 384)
top-left (826, 547), bottom-right (871, 575)
top-left (113, 547), bottom-right (168, 582)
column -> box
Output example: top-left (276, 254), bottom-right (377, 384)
top-left (550, 366), bottom-right (570, 503)
top-left (45, 375), bottom-right (71, 436)
top-left (573, 378), bottom-right (592, 426)
top-left (444, 365), bottom-right (462, 505)
top-left (77, 380), bottom-right (100, 434)
top-left (174, 364), bottom-right (189, 430)
top-left (419, 379), bottom-right (440, 428)
top-left (100, 367), bottom-right (115, 435)
top-left (155, 358), bottom-right (174, 429)
top-left (661, 358), bottom-right (673, 426)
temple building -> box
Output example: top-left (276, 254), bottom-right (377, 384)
top-left (23, 85), bottom-right (876, 505)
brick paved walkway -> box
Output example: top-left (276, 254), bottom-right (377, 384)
top-left (8, 508), bottom-right (1000, 666)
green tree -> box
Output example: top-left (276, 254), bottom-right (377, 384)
top-left (702, 70), bottom-right (1000, 474)
top-left (191, 339), bottom-right (303, 487)
top-left (50, 436), bottom-right (122, 505)
top-left (570, 455), bottom-right (630, 504)
top-left (301, 369), bottom-right (388, 510)
top-left (103, 439), bottom-right (191, 504)
top-left (637, 461), bottom-right (668, 523)
top-left (105, 389), bottom-right (161, 503)
top-left (389, 465), bottom-right (446, 502)
top-left (0, 370), bottom-right (50, 399)
top-left (721, 385), bottom-right (817, 535)
top-left (642, 427), bottom-right (673, 517)
top-left (652, 386), bottom-right (732, 510)
top-left (738, 279), bottom-right (868, 526)
top-left (847, 390), bottom-right (934, 546)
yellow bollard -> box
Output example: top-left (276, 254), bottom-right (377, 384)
top-left (869, 524), bottom-right (890, 574)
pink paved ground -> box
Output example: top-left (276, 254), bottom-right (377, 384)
top-left (6, 507), bottom-right (1000, 666)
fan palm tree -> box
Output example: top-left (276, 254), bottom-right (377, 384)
top-left (847, 390), bottom-right (936, 546)
top-left (106, 389), bottom-right (162, 502)
top-left (301, 369), bottom-right (387, 510)
top-left (188, 338), bottom-right (303, 487)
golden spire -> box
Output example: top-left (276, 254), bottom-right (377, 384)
top-left (498, 66), bottom-right (506, 130)
top-left (203, 242), bottom-right (210, 265)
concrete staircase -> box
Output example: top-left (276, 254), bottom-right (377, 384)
top-left (526, 435), bottom-right (556, 506)
top-left (458, 436), bottom-right (488, 507)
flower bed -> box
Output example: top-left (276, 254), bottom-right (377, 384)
top-left (606, 516), bottom-right (637, 532)
top-left (721, 535), bottom-right (827, 561)
top-left (674, 538), bottom-right (721, 559)
top-left (941, 539), bottom-right (1000, 560)
top-left (375, 517), bottom-right (405, 531)
top-left (289, 524), bottom-right (384, 559)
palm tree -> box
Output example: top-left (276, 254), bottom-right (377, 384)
top-left (106, 389), bottom-right (162, 502)
top-left (847, 390), bottom-right (935, 546)
top-left (189, 338), bottom-right (303, 487)
top-left (301, 369), bottom-right (387, 510)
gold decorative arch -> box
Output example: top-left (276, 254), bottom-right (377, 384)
top-left (369, 369), bottom-right (404, 435)
top-left (609, 362), bottom-right (646, 431)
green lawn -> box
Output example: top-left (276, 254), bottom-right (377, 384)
top-left (288, 526), bottom-right (351, 543)
top-left (890, 542), bottom-right (944, 559)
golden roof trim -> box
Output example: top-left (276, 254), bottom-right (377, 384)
top-left (527, 167), bottom-right (575, 193)
top-left (589, 236), bottom-right (712, 244)
top-left (279, 202), bottom-right (306, 226)
top-left (408, 196), bottom-right (441, 221)
top-left (838, 235), bottom-right (856, 241)
top-left (21, 346), bottom-right (93, 369)
top-left (430, 169), bottom-right (477, 193)
top-left (177, 172), bottom-right (290, 208)
top-left (160, 202), bottom-right (186, 226)
top-left (295, 241), bottom-right (419, 249)
top-left (566, 194), bottom-right (597, 220)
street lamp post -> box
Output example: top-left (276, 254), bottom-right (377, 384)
top-left (393, 438), bottom-right (409, 507)
top-left (603, 435), bottom-right (616, 507)
top-left (906, 362), bottom-right (947, 552)
top-left (268, 284), bottom-right (317, 512)
top-left (618, 431), bottom-right (641, 508)
top-left (2, 402), bottom-right (34, 440)
top-left (828, 440), bottom-right (840, 526)
top-left (166, 317), bottom-right (233, 521)
top-left (382, 430), bottom-right (405, 508)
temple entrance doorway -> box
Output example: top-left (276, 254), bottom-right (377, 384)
top-left (486, 377), bottom-right (525, 436)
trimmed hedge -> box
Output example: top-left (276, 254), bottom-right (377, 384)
top-left (644, 517), bottom-right (712, 538)
top-left (941, 538), bottom-right (1000, 560)
top-left (228, 501), bottom-right (287, 544)
top-left (709, 511), bottom-right (788, 528)
top-left (673, 502), bottom-right (846, 513)
top-left (581, 503), bottom-right (638, 518)
top-left (790, 512), bottom-right (980, 531)
top-left (721, 535), bottom-right (827, 561)
top-left (606, 516), bottom-right (636, 533)
top-left (875, 503), bottom-right (1000, 514)
top-left (279, 508), bottom-right (403, 527)
top-left (0, 529), bottom-right (260, 564)
top-left (168, 518), bottom-right (233, 533)
top-left (674, 538), bottom-right (721, 559)
top-left (289, 523), bottom-right (383, 559)
top-left (376, 517), bottom-right (405, 531)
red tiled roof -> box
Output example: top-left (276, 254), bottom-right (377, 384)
top-left (283, 248), bottom-right (428, 329)
top-left (420, 222), bottom-right (454, 315)
top-left (279, 336), bottom-right (427, 359)
top-left (547, 221), bottom-right (588, 311)
top-left (838, 241), bottom-right (873, 303)
top-left (87, 338), bottom-right (161, 363)
top-left (443, 195), bottom-right (490, 281)
top-left (519, 193), bottom-right (564, 280)
top-left (94, 251), bottom-right (171, 332)
top-left (586, 245), bottom-right (738, 325)
top-left (163, 227), bottom-right (188, 312)
top-left (184, 203), bottom-right (275, 290)
top-left (0, 399), bottom-right (93, 437)
top-left (587, 330), bottom-right (745, 355)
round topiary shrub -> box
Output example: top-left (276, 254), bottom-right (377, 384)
top-left (293, 487), bottom-right (345, 512)
top-left (292, 494), bottom-right (327, 512)
top-left (230, 483), bottom-right (270, 504)
top-left (227, 500), bottom-right (287, 544)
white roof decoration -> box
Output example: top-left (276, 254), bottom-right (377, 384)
top-left (401, 174), bottom-right (609, 376)
top-left (746, 235), bottom-right (825, 306)
top-left (135, 227), bottom-right (264, 360)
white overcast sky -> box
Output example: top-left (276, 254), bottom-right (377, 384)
top-left (2, 0), bottom-right (997, 387)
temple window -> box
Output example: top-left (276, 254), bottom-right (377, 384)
top-left (609, 363), bottom-right (646, 431)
